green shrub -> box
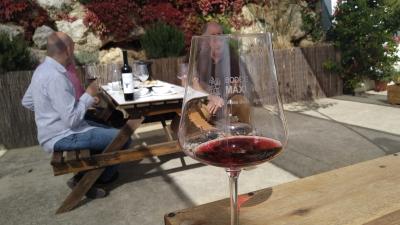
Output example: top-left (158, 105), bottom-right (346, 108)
top-left (74, 51), bottom-right (99, 66)
top-left (78, 0), bottom-right (92, 4)
top-left (0, 32), bottom-right (37, 73)
top-left (140, 22), bottom-right (185, 59)
top-left (328, 0), bottom-right (400, 90)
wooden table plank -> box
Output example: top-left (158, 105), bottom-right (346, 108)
top-left (364, 209), bottom-right (400, 225)
top-left (165, 154), bottom-right (400, 225)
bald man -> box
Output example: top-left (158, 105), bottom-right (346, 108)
top-left (22, 32), bottom-right (128, 198)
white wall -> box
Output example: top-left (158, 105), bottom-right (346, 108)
top-left (331, 0), bottom-right (338, 14)
top-left (395, 45), bottom-right (400, 72)
top-left (323, 0), bottom-right (338, 15)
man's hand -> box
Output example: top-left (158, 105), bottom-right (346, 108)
top-left (207, 95), bottom-right (224, 115)
top-left (86, 81), bottom-right (98, 97)
top-left (93, 96), bottom-right (100, 105)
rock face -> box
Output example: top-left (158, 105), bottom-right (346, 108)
top-left (98, 48), bottom-right (123, 65)
top-left (238, 5), bottom-right (265, 34)
top-left (56, 19), bottom-right (88, 44)
top-left (75, 32), bottom-right (103, 53)
top-left (56, 18), bottom-right (103, 53)
top-left (32, 25), bottom-right (54, 49)
top-left (0, 24), bottom-right (24, 40)
top-left (240, 1), bottom-right (309, 49)
top-left (265, 2), bottom-right (306, 48)
top-left (69, 2), bottom-right (86, 18)
top-left (98, 48), bottom-right (146, 65)
top-left (53, 2), bottom-right (143, 53)
top-left (36, 0), bottom-right (72, 9)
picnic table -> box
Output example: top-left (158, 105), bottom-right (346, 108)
top-left (102, 80), bottom-right (186, 117)
top-left (101, 80), bottom-right (208, 142)
top-left (53, 80), bottom-right (209, 214)
top-left (102, 80), bottom-right (187, 141)
top-left (165, 154), bottom-right (400, 225)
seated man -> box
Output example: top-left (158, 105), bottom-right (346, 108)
top-left (21, 32), bottom-right (129, 198)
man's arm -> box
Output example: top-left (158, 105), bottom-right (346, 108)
top-left (21, 85), bottom-right (34, 111)
top-left (47, 76), bottom-right (94, 128)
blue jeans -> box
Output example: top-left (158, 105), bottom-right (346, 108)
top-left (54, 126), bottom-right (131, 182)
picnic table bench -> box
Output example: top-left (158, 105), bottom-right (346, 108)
top-left (165, 154), bottom-right (400, 225)
top-left (50, 81), bottom-right (217, 214)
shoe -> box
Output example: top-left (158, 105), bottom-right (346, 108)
top-left (66, 175), bottom-right (108, 199)
top-left (85, 187), bottom-right (108, 199)
top-left (96, 171), bottom-right (119, 185)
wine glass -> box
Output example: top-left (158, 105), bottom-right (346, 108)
top-left (84, 63), bottom-right (98, 87)
top-left (178, 33), bottom-right (288, 225)
top-left (111, 65), bottom-right (121, 91)
top-left (177, 63), bottom-right (189, 87)
top-left (136, 63), bottom-right (149, 82)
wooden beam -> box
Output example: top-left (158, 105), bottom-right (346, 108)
top-left (145, 108), bottom-right (181, 116)
top-left (55, 119), bottom-right (143, 214)
top-left (78, 149), bottom-right (91, 160)
top-left (165, 154), bottom-right (400, 225)
top-left (51, 151), bottom-right (63, 166)
top-left (363, 209), bottom-right (400, 225)
top-left (52, 141), bottom-right (181, 176)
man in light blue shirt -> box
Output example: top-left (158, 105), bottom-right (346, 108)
top-left (22, 32), bottom-right (129, 198)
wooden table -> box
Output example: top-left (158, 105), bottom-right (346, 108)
top-left (165, 154), bottom-right (400, 225)
top-left (102, 81), bottom-right (187, 118)
top-left (102, 81), bottom-right (207, 154)
top-left (102, 81), bottom-right (188, 141)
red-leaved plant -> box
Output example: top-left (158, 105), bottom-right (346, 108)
top-left (140, 2), bottom-right (184, 27)
top-left (0, 0), bottom-right (51, 41)
top-left (83, 0), bottom-right (138, 40)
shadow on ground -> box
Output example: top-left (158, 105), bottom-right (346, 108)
top-left (1, 98), bottom-right (399, 225)
top-left (333, 94), bottom-right (400, 108)
top-left (271, 111), bottom-right (400, 178)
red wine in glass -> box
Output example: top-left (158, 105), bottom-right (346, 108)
top-left (194, 136), bottom-right (283, 168)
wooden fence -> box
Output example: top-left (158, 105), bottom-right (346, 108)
top-left (274, 45), bottom-right (342, 103)
top-left (0, 71), bottom-right (37, 148)
top-left (0, 45), bottom-right (341, 149)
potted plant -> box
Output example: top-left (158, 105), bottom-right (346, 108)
top-left (140, 22), bottom-right (186, 85)
top-left (370, 69), bottom-right (393, 92)
top-left (387, 71), bottom-right (400, 104)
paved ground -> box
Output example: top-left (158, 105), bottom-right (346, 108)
top-left (0, 94), bottom-right (399, 225)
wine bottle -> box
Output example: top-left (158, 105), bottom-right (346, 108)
top-left (121, 50), bottom-right (134, 101)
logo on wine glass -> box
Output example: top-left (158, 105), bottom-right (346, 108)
top-left (208, 76), bottom-right (221, 96)
top-left (225, 76), bottom-right (247, 95)
top-left (208, 75), bottom-right (248, 96)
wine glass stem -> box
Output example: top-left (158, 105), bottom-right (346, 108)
top-left (227, 168), bottom-right (241, 225)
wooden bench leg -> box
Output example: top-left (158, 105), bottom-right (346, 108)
top-left (161, 118), bottom-right (186, 166)
top-left (55, 119), bottom-right (143, 214)
top-left (161, 119), bottom-right (174, 141)
top-left (56, 168), bottom-right (106, 214)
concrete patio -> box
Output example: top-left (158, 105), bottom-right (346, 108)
top-left (0, 94), bottom-right (399, 225)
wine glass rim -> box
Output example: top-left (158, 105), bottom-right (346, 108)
top-left (192, 32), bottom-right (271, 39)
